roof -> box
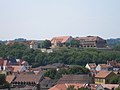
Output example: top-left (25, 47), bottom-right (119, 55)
top-left (13, 71), bottom-right (45, 83)
top-left (57, 74), bottom-right (93, 84)
top-left (75, 36), bottom-right (105, 42)
top-left (12, 66), bottom-right (25, 72)
top-left (6, 75), bottom-right (15, 83)
top-left (48, 83), bottom-right (84, 90)
top-left (95, 71), bottom-right (114, 78)
top-left (51, 36), bottom-right (72, 44)
top-left (88, 63), bottom-right (96, 69)
top-left (99, 64), bottom-right (112, 68)
top-left (101, 84), bottom-right (119, 89)
top-left (107, 60), bottom-right (120, 68)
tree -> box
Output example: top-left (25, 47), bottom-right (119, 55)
top-left (41, 40), bottom-right (51, 49)
top-left (0, 74), bottom-right (6, 85)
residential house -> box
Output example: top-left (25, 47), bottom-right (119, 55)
top-left (57, 74), bottom-right (93, 84)
top-left (85, 63), bottom-right (96, 70)
top-left (75, 36), bottom-right (106, 48)
top-left (51, 36), bottom-right (73, 48)
top-left (29, 40), bottom-right (38, 49)
top-left (95, 70), bottom-right (116, 84)
top-left (12, 71), bottom-right (45, 90)
top-left (107, 60), bottom-right (120, 71)
top-left (96, 64), bottom-right (112, 71)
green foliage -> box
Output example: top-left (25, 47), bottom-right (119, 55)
top-left (66, 40), bottom-right (80, 48)
top-left (40, 40), bottom-right (51, 49)
top-left (1, 43), bottom-right (120, 67)
top-left (0, 74), bottom-right (6, 85)
top-left (109, 75), bottom-right (120, 84)
top-left (44, 66), bottom-right (90, 79)
top-left (115, 87), bottom-right (120, 90)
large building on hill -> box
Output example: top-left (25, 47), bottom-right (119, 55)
top-left (75, 36), bottom-right (107, 48)
top-left (51, 36), bottom-right (73, 48)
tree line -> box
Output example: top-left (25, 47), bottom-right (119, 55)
top-left (1, 43), bottom-right (120, 67)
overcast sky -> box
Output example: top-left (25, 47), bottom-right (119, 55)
top-left (0, 0), bottom-right (120, 40)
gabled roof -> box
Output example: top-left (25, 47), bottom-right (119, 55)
top-left (6, 75), bottom-right (15, 83)
top-left (57, 74), bottom-right (92, 84)
top-left (95, 71), bottom-right (115, 78)
top-left (13, 71), bottom-right (45, 83)
top-left (51, 36), bottom-right (72, 44)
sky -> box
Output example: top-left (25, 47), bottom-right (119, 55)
top-left (0, 0), bottom-right (120, 40)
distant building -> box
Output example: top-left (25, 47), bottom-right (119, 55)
top-left (75, 36), bottom-right (106, 48)
top-left (29, 40), bottom-right (38, 49)
top-left (51, 36), bottom-right (73, 48)
top-left (107, 60), bottom-right (120, 71)
top-left (85, 63), bottom-right (96, 70)
top-left (96, 64), bottom-right (112, 71)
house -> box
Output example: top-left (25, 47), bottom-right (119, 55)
top-left (75, 36), bottom-right (106, 48)
top-left (29, 40), bottom-right (38, 49)
top-left (85, 63), bottom-right (96, 70)
top-left (51, 36), bottom-right (73, 48)
top-left (95, 70), bottom-right (116, 84)
top-left (12, 71), bottom-right (45, 90)
top-left (107, 60), bottom-right (120, 71)
top-left (96, 64), bottom-right (112, 71)
top-left (57, 74), bottom-right (93, 84)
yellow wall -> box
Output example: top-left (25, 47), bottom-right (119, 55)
top-left (95, 78), bottom-right (105, 84)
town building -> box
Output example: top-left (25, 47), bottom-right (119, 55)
top-left (96, 64), bottom-right (112, 71)
top-left (75, 36), bottom-right (106, 48)
top-left (51, 36), bottom-right (73, 48)
top-left (95, 71), bottom-right (116, 84)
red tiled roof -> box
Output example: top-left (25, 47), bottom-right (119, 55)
top-left (48, 83), bottom-right (84, 90)
top-left (51, 36), bottom-right (71, 44)
top-left (6, 75), bottom-right (15, 83)
top-left (95, 71), bottom-right (114, 78)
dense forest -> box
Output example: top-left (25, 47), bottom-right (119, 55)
top-left (1, 43), bottom-right (120, 67)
